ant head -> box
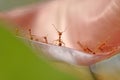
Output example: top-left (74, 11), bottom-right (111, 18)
top-left (59, 32), bottom-right (62, 35)
top-left (43, 36), bottom-right (47, 39)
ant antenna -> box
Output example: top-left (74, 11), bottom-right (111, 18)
top-left (52, 24), bottom-right (68, 33)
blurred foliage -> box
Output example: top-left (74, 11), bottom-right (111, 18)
top-left (0, 0), bottom-right (48, 11)
top-left (0, 21), bottom-right (77, 80)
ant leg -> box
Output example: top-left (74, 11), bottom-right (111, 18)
top-left (61, 41), bottom-right (65, 46)
top-left (53, 39), bottom-right (59, 45)
top-left (52, 39), bottom-right (65, 46)
top-left (77, 41), bottom-right (85, 50)
top-left (86, 47), bottom-right (95, 54)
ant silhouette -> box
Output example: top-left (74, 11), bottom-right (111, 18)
top-left (52, 24), bottom-right (67, 46)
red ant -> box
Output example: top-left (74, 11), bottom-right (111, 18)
top-left (77, 41), bottom-right (94, 54)
top-left (77, 37), bottom-right (111, 54)
top-left (28, 29), bottom-right (48, 44)
top-left (52, 24), bottom-right (66, 46)
top-left (42, 36), bottom-right (48, 44)
top-left (28, 29), bottom-right (34, 40)
top-left (93, 37), bottom-right (110, 53)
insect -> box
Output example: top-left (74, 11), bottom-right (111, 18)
top-left (28, 29), bottom-right (48, 44)
top-left (52, 24), bottom-right (66, 46)
top-left (28, 29), bottom-right (34, 40)
top-left (77, 37), bottom-right (115, 54)
top-left (77, 41), bottom-right (94, 54)
top-left (42, 36), bottom-right (48, 44)
top-left (93, 37), bottom-right (110, 53)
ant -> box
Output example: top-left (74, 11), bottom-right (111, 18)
top-left (77, 37), bottom-right (114, 54)
top-left (42, 36), bottom-right (48, 44)
top-left (93, 37), bottom-right (110, 53)
top-left (28, 29), bottom-right (48, 44)
top-left (77, 41), bottom-right (94, 54)
top-left (52, 24), bottom-right (66, 46)
top-left (28, 29), bottom-right (34, 40)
